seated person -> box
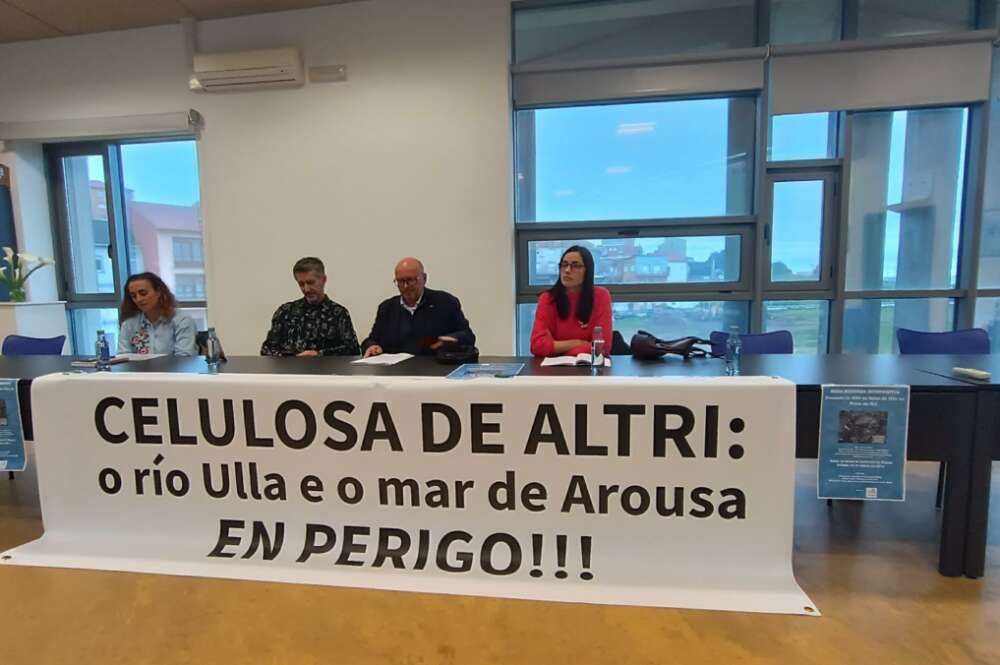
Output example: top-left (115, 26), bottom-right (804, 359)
top-left (118, 272), bottom-right (197, 356)
top-left (261, 257), bottom-right (361, 357)
top-left (362, 257), bottom-right (475, 357)
top-left (530, 245), bottom-right (612, 357)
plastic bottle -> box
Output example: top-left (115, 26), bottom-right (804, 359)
top-left (95, 329), bottom-right (111, 371)
top-left (591, 325), bottom-right (605, 370)
top-left (725, 325), bottom-right (742, 376)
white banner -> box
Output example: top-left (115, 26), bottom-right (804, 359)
top-left (2, 373), bottom-right (816, 615)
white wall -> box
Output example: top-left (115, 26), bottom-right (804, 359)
top-left (0, 0), bottom-right (515, 354)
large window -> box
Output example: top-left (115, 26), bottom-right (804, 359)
top-left (516, 97), bottom-right (755, 222)
top-left (514, 94), bottom-right (755, 353)
top-left (845, 108), bottom-right (967, 292)
top-left (512, 1), bottom-right (990, 356)
top-left (838, 107), bottom-right (969, 351)
top-left (49, 139), bottom-right (206, 353)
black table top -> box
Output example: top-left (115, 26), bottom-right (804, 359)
top-left (0, 353), bottom-right (978, 391)
top-left (904, 353), bottom-right (1000, 388)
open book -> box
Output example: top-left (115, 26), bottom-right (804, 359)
top-left (540, 354), bottom-right (612, 367)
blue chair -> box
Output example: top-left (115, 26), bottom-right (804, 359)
top-left (896, 327), bottom-right (990, 355)
top-left (896, 327), bottom-right (990, 508)
top-left (1, 334), bottom-right (66, 356)
top-left (709, 330), bottom-right (794, 356)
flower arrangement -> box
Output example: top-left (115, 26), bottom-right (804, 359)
top-left (0, 247), bottom-right (55, 302)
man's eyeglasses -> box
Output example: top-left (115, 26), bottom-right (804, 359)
top-left (559, 261), bottom-right (585, 271)
top-left (394, 276), bottom-right (422, 287)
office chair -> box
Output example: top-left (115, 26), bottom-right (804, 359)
top-left (708, 329), bottom-right (794, 356)
top-left (1, 334), bottom-right (66, 356)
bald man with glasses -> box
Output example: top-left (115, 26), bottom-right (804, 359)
top-left (361, 257), bottom-right (475, 357)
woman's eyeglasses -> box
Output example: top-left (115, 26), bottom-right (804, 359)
top-left (559, 261), bottom-right (585, 271)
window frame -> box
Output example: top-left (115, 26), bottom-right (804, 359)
top-left (46, 137), bottom-right (206, 353)
top-left (513, 93), bottom-right (759, 224)
top-left (516, 223), bottom-right (756, 296)
top-left (762, 167), bottom-right (840, 292)
top-left (510, 1), bottom-right (998, 354)
top-left (827, 103), bottom-right (984, 351)
top-left (513, 91), bottom-right (760, 349)
top-left (47, 142), bottom-right (128, 305)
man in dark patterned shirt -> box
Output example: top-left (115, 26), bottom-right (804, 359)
top-left (261, 257), bottom-right (361, 357)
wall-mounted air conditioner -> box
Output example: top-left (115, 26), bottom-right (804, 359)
top-left (189, 47), bottom-right (304, 92)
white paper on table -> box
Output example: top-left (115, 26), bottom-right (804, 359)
top-left (116, 353), bottom-right (167, 362)
top-left (350, 353), bottom-right (414, 366)
top-left (540, 354), bottom-right (612, 367)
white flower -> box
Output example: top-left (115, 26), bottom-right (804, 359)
top-left (0, 266), bottom-right (6, 277)
top-left (18, 253), bottom-right (39, 264)
top-left (2, 247), bottom-right (13, 265)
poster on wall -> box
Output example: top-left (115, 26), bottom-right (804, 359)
top-left (818, 385), bottom-right (910, 501)
top-left (0, 378), bottom-right (25, 472)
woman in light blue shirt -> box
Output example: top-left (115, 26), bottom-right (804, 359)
top-left (118, 272), bottom-right (197, 356)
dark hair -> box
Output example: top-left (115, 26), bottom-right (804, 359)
top-left (293, 256), bottom-right (325, 275)
top-left (120, 272), bottom-right (178, 321)
top-left (549, 245), bottom-right (595, 323)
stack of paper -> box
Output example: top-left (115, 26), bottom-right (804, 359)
top-left (351, 353), bottom-right (414, 366)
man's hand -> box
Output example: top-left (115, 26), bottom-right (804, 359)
top-left (296, 350), bottom-right (320, 357)
top-left (363, 345), bottom-right (384, 358)
top-left (429, 336), bottom-right (458, 351)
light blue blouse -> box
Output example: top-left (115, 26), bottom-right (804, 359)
top-left (118, 312), bottom-right (197, 356)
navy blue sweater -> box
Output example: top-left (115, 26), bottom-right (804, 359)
top-left (361, 288), bottom-right (475, 355)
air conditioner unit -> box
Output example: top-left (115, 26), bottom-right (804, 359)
top-left (189, 47), bottom-right (304, 92)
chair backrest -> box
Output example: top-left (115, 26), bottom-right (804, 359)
top-left (896, 328), bottom-right (990, 355)
top-left (709, 330), bottom-right (794, 356)
top-left (1, 334), bottom-right (66, 356)
top-left (610, 330), bottom-right (630, 355)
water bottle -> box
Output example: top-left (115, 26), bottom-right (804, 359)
top-left (205, 327), bottom-right (222, 368)
top-left (725, 326), bottom-right (742, 376)
top-left (591, 325), bottom-right (605, 370)
top-left (95, 329), bottom-right (111, 371)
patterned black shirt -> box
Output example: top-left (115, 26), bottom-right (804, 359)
top-left (261, 296), bottom-right (361, 357)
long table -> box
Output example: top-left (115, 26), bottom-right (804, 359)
top-left (2, 353), bottom-right (989, 578)
top-left (906, 353), bottom-right (1000, 579)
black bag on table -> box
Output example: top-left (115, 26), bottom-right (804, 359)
top-left (629, 330), bottom-right (710, 360)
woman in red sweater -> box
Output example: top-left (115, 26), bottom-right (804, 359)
top-left (530, 245), bottom-right (613, 357)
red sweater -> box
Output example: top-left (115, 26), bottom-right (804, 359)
top-left (530, 287), bottom-right (613, 357)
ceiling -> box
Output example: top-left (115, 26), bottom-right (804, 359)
top-left (0, 0), bottom-right (364, 45)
